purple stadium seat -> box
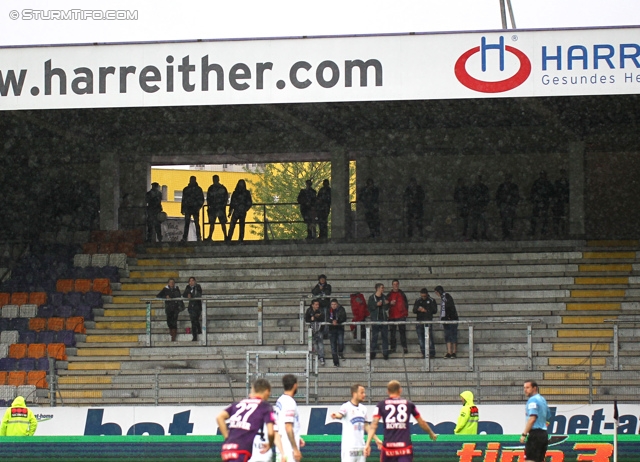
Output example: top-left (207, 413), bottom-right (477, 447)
top-left (53, 305), bottom-right (73, 318)
top-left (9, 318), bottom-right (29, 333)
top-left (84, 292), bottom-right (103, 308)
top-left (73, 304), bottom-right (93, 321)
top-left (0, 358), bottom-right (17, 371)
top-left (37, 304), bottom-right (54, 318)
top-left (102, 266), bottom-right (120, 282)
top-left (19, 331), bottom-right (37, 344)
top-left (55, 330), bottom-right (76, 347)
top-left (17, 358), bottom-right (36, 372)
top-left (36, 331), bottom-right (55, 345)
top-left (65, 292), bottom-right (84, 307)
top-left (0, 318), bottom-right (9, 331)
top-left (35, 357), bottom-right (50, 371)
top-left (49, 292), bottom-right (64, 307)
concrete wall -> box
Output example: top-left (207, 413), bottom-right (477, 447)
top-left (356, 151), bottom-right (573, 240)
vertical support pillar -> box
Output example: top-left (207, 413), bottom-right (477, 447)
top-left (100, 151), bottom-right (120, 231)
top-left (568, 142), bottom-right (585, 235)
top-left (366, 325), bottom-right (371, 405)
top-left (257, 299), bottom-right (263, 345)
top-left (201, 300), bottom-right (208, 346)
top-left (245, 351), bottom-right (251, 397)
top-left (613, 323), bottom-right (619, 371)
top-left (424, 323), bottom-right (430, 372)
top-left (299, 299), bottom-right (305, 345)
top-left (330, 149), bottom-right (350, 239)
top-left (527, 325), bottom-right (533, 371)
top-left (468, 324), bottom-right (474, 372)
top-left (145, 301), bottom-right (152, 347)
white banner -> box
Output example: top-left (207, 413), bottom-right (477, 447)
top-left (0, 26), bottom-right (639, 111)
top-left (2, 403), bottom-right (638, 436)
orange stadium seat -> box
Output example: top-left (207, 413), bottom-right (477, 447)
top-left (8, 344), bottom-right (27, 360)
top-left (47, 344), bottom-right (66, 361)
top-left (55, 279), bottom-right (74, 294)
top-left (90, 230), bottom-right (108, 243)
top-left (0, 371), bottom-right (7, 385)
top-left (27, 344), bottom-right (47, 360)
top-left (27, 371), bottom-right (48, 389)
top-left (116, 242), bottom-right (136, 257)
top-left (0, 293), bottom-right (10, 307)
top-left (28, 318), bottom-right (47, 333)
top-left (10, 292), bottom-right (29, 306)
top-left (82, 242), bottom-right (99, 254)
top-left (93, 278), bottom-right (112, 295)
top-left (47, 317), bottom-right (65, 332)
top-left (124, 229), bottom-right (144, 245)
top-left (29, 292), bottom-right (47, 306)
top-left (74, 279), bottom-right (92, 294)
top-left (98, 242), bottom-right (117, 254)
top-left (66, 317), bottom-right (86, 334)
top-left (8, 371), bottom-right (27, 387)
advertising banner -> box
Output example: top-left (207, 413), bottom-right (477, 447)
top-left (0, 435), bottom-right (638, 461)
top-left (5, 403), bottom-right (638, 436)
top-left (0, 26), bottom-right (639, 111)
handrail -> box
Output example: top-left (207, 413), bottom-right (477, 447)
top-left (603, 318), bottom-right (640, 371)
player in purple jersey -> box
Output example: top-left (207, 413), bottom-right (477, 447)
top-left (364, 380), bottom-right (437, 462)
top-left (217, 379), bottom-right (276, 462)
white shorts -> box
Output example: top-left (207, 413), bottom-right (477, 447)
top-left (341, 447), bottom-right (366, 462)
top-left (275, 450), bottom-right (295, 462)
top-left (248, 442), bottom-right (273, 462)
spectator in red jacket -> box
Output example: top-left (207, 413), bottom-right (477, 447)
top-left (387, 279), bottom-right (409, 354)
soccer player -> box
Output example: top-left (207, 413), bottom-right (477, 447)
top-left (364, 380), bottom-right (437, 461)
top-left (331, 384), bottom-right (382, 462)
top-left (248, 423), bottom-right (286, 462)
top-left (520, 380), bottom-right (549, 462)
top-left (217, 379), bottom-right (276, 462)
top-left (275, 374), bottom-right (305, 462)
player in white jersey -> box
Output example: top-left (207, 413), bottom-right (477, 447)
top-left (274, 374), bottom-right (304, 462)
top-left (331, 384), bottom-right (382, 462)
top-left (249, 424), bottom-right (286, 462)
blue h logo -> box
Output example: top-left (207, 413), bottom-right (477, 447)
top-left (481, 36), bottom-right (505, 72)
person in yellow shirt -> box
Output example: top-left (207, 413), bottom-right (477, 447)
top-left (454, 390), bottom-right (479, 435)
top-left (1, 396), bottom-right (38, 436)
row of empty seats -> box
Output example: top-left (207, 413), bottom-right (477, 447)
top-left (1, 313), bottom-right (88, 331)
top-left (55, 278), bottom-right (112, 295)
top-left (0, 384), bottom-right (40, 404)
top-left (73, 253), bottom-right (129, 269)
top-left (2, 330), bottom-right (77, 349)
top-left (0, 371), bottom-right (48, 389)
top-left (82, 242), bottom-right (136, 257)
top-left (0, 292), bottom-right (47, 307)
top-left (0, 304), bottom-right (38, 318)
top-left (2, 343), bottom-right (69, 361)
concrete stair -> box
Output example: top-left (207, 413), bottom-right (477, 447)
top-left (50, 238), bottom-right (640, 406)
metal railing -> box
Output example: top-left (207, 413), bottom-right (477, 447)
top-left (306, 319), bottom-right (541, 403)
top-left (140, 295), bottom-right (309, 347)
top-left (245, 350), bottom-right (312, 405)
top-left (605, 317), bottom-right (640, 371)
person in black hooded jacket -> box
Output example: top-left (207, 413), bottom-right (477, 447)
top-left (157, 278), bottom-right (183, 341)
top-left (327, 298), bottom-right (347, 367)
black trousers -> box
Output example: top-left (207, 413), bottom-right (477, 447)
top-left (165, 306), bottom-right (179, 330)
top-left (389, 317), bottom-right (407, 350)
top-left (188, 304), bottom-right (202, 334)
